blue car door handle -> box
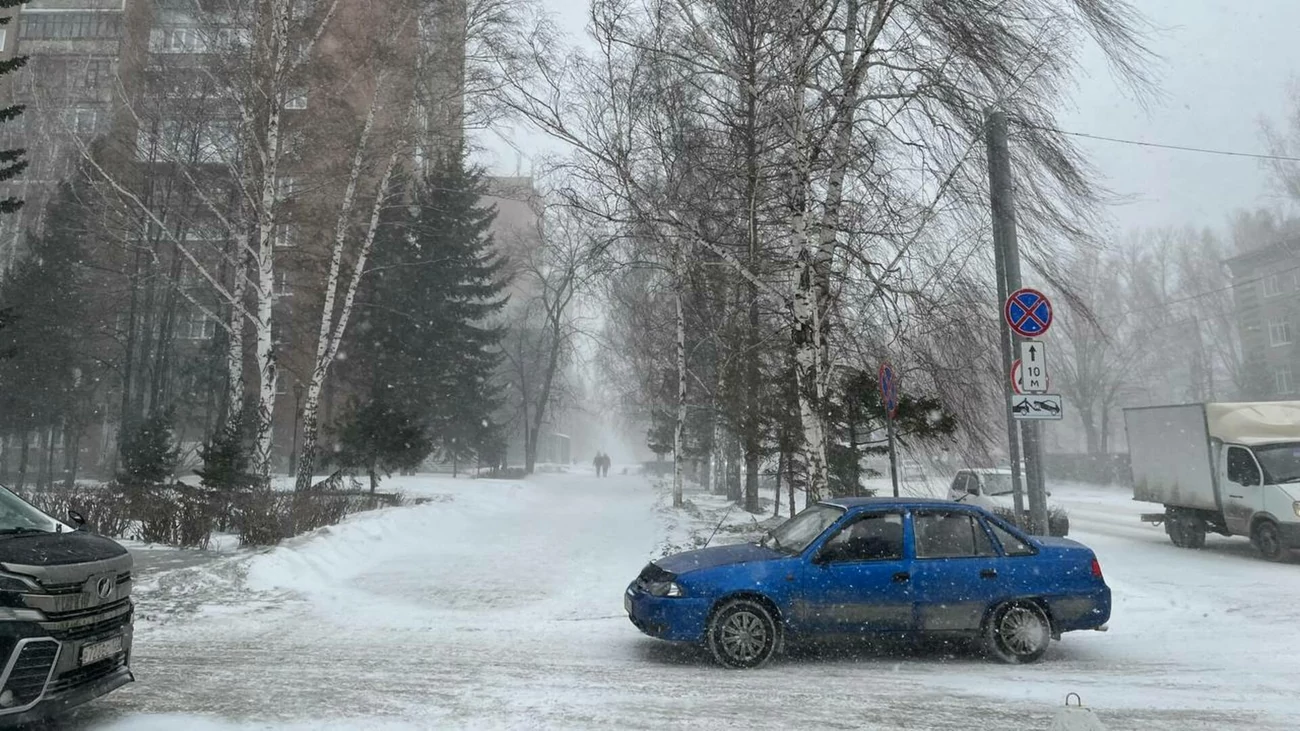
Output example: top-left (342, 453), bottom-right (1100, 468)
top-left (892, 572), bottom-right (910, 583)
top-left (980, 568), bottom-right (998, 579)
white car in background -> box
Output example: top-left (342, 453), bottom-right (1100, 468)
top-left (947, 468), bottom-right (1070, 536)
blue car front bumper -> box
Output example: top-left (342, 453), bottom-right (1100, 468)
top-left (625, 585), bottom-right (712, 643)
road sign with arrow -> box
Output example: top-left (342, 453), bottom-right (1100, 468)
top-left (1017, 340), bottom-right (1048, 393)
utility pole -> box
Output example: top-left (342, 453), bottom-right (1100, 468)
top-left (986, 108), bottom-right (1048, 534)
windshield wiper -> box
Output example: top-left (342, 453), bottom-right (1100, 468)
top-left (761, 531), bottom-right (785, 553)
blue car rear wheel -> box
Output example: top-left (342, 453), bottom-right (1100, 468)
top-left (707, 599), bottom-right (778, 669)
top-left (984, 601), bottom-right (1051, 664)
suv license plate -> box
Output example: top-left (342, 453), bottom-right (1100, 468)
top-left (80, 636), bottom-right (123, 666)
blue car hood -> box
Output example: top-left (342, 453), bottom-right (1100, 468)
top-left (655, 543), bottom-right (781, 575)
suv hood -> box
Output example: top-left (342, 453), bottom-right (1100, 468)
top-left (655, 542), bottom-right (780, 575)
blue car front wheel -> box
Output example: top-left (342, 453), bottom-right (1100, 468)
top-left (707, 598), bottom-right (779, 669)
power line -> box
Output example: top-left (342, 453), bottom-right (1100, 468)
top-left (1026, 124), bottom-right (1300, 164)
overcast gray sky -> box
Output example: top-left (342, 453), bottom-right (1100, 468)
top-left (476, 0), bottom-right (1300, 237)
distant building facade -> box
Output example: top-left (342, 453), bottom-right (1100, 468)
top-left (1226, 242), bottom-right (1300, 400)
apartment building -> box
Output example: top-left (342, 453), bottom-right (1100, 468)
top-left (1226, 241), bottom-right (1300, 400)
top-left (0, 0), bottom-right (473, 476)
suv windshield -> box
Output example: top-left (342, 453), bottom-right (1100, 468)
top-left (982, 473), bottom-right (1015, 496)
top-left (0, 487), bottom-right (63, 534)
top-left (1252, 444), bottom-right (1300, 485)
top-left (763, 504), bottom-right (845, 554)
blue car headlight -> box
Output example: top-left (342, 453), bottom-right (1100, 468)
top-left (646, 581), bottom-right (684, 598)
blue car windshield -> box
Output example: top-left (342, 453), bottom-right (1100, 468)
top-left (762, 504), bottom-right (845, 554)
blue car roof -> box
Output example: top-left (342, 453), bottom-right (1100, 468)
top-left (824, 497), bottom-right (972, 510)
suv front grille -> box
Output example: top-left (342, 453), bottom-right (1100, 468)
top-left (47, 655), bottom-right (125, 697)
top-left (39, 599), bottom-right (132, 642)
top-left (1, 639), bottom-right (58, 706)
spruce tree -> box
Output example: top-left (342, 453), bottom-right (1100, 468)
top-left (0, 0), bottom-right (26, 214)
top-left (356, 148), bottom-right (508, 468)
top-left (336, 397), bottom-right (432, 492)
top-left (117, 410), bottom-right (179, 487)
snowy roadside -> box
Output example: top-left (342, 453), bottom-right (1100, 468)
top-left (649, 477), bottom-right (786, 559)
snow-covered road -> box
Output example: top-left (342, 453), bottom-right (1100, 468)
top-left (63, 474), bottom-right (1300, 730)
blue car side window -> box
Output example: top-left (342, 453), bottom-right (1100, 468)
top-left (985, 518), bottom-right (1035, 556)
top-left (819, 513), bottom-right (904, 562)
top-left (914, 511), bottom-right (998, 559)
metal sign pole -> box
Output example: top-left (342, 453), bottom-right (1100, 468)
top-left (985, 109), bottom-right (1027, 525)
top-left (887, 413), bottom-right (899, 497)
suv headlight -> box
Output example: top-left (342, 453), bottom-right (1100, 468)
top-left (1293, 501), bottom-right (1300, 518)
top-left (0, 573), bottom-right (37, 593)
top-left (646, 581), bottom-right (684, 598)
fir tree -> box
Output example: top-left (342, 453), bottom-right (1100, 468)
top-left (0, 183), bottom-right (90, 486)
top-left (336, 397), bottom-right (432, 492)
top-left (826, 369), bottom-right (958, 497)
top-left (195, 409), bottom-right (259, 492)
top-left (0, 0), bottom-right (27, 215)
top-left (356, 148), bottom-right (509, 467)
top-left (118, 410), bottom-right (180, 487)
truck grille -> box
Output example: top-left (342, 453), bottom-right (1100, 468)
top-left (1, 639), bottom-right (58, 706)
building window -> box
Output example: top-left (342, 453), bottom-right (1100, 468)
top-left (19, 13), bottom-right (122, 40)
top-left (1270, 319), bottom-right (1292, 347)
top-left (284, 89), bottom-right (308, 110)
top-left (63, 107), bottom-right (99, 136)
top-left (0, 28), bottom-right (9, 51)
top-left (1263, 275), bottom-right (1282, 298)
top-left (275, 176), bottom-right (299, 203)
top-left (74, 59), bottom-right (114, 91)
top-left (1277, 366), bottom-right (1295, 396)
top-left (273, 224), bottom-right (295, 248)
top-left (179, 311), bottom-right (216, 340)
top-left (275, 270), bottom-right (292, 297)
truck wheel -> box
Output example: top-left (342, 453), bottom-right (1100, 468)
top-left (1183, 517), bottom-right (1207, 549)
top-left (1167, 516), bottom-right (1188, 547)
top-left (1253, 521), bottom-right (1287, 562)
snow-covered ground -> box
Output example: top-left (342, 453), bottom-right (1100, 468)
top-left (57, 471), bottom-right (1300, 730)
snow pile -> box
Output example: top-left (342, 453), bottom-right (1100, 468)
top-left (651, 478), bottom-right (783, 558)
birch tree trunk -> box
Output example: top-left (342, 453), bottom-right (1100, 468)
top-left (224, 247), bottom-right (249, 430)
top-left (294, 136), bottom-right (404, 491)
top-left (247, 0), bottom-right (294, 482)
top-left (672, 254), bottom-right (686, 509)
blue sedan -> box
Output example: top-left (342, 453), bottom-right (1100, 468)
top-left (625, 498), bottom-right (1110, 668)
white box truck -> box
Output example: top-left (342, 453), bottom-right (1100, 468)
top-left (1124, 402), bottom-right (1300, 561)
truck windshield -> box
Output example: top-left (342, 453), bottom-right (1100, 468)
top-left (0, 487), bottom-right (62, 534)
top-left (1253, 444), bottom-right (1300, 485)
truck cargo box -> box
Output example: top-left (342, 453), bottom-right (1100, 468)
top-left (1124, 404), bottom-right (1219, 511)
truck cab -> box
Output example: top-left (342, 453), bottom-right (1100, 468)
top-left (0, 486), bottom-right (133, 726)
top-left (1217, 440), bottom-right (1300, 559)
